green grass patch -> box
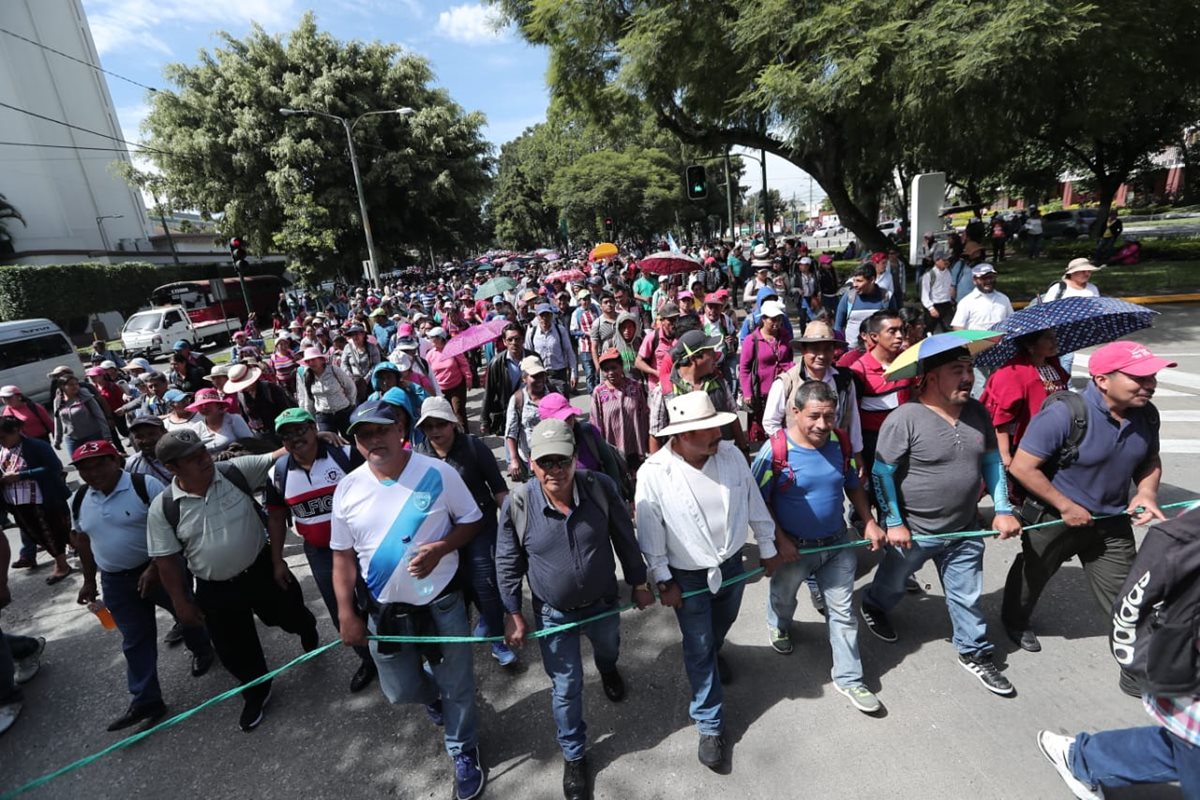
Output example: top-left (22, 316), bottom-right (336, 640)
top-left (997, 256), bottom-right (1200, 302)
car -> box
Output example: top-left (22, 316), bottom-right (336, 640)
top-left (1041, 209), bottom-right (1099, 239)
top-left (0, 319), bottom-right (85, 405)
top-left (878, 219), bottom-right (905, 242)
top-left (813, 226), bottom-right (833, 238)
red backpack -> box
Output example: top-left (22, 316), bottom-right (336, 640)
top-left (767, 428), bottom-right (853, 498)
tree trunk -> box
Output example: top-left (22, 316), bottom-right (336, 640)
top-left (1180, 136), bottom-right (1199, 206)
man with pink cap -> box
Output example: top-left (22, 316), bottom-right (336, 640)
top-left (1006, 340), bottom-right (1174, 678)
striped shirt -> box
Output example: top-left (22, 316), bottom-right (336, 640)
top-left (590, 378), bottom-right (650, 459)
top-left (0, 443), bottom-right (40, 505)
top-left (847, 351), bottom-right (912, 433)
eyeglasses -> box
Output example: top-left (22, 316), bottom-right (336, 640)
top-left (535, 455), bottom-right (572, 472)
top-left (278, 425), bottom-right (312, 441)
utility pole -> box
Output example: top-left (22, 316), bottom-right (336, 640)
top-left (761, 148), bottom-right (770, 237)
top-left (724, 147), bottom-right (735, 242)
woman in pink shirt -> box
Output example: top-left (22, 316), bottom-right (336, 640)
top-left (739, 300), bottom-right (793, 443)
top-left (0, 386), bottom-right (54, 441)
top-left (425, 327), bottom-right (474, 428)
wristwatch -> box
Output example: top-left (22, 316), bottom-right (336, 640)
top-left (633, 583), bottom-right (653, 593)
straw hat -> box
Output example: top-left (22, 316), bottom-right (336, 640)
top-left (657, 391), bottom-right (737, 437)
top-left (223, 362), bottom-right (263, 393)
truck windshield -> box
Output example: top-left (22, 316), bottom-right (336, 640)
top-left (125, 313), bottom-right (163, 332)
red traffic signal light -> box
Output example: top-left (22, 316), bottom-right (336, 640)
top-left (228, 237), bottom-right (247, 261)
top-left (604, 217), bottom-right (613, 229)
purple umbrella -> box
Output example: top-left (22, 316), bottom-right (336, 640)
top-left (441, 318), bottom-right (511, 358)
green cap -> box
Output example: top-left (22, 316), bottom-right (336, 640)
top-left (274, 407), bottom-right (315, 430)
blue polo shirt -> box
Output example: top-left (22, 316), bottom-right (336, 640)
top-left (72, 472), bottom-right (166, 572)
top-left (1017, 384), bottom-right (1158, 515)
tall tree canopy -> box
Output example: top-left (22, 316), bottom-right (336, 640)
top-left (496, 0), bottom-right (1200, 248)
top-left (135, 13), bottom-right (493, 281)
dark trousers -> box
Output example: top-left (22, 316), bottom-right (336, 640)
top-left (1001, 513), bottom-right (1137, 631)
top-left (102, 561), bottom-right (212, 707)
top-left (193, 548), bottom-right (317, 702)
top-left (302, 540), bottom-right (371, 665)
top-left (462, 519), bottom-right (505, 638)
top-left (316, 407), bottom-right (353, 438)
top-left (443, 381), bottom-right (469, 430)
top-left (925, 301), bottom-right (955, 335)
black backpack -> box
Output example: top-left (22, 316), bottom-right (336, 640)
top-left (71, 472), bottom-right (151, 524)
top-left (160, 462), bottom-right (266, 528)
top-left (1111, 507), bottom-right (1200, 696)
top-left (505, 470), bottom-right (612, 547)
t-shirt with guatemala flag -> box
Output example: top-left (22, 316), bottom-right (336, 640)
top-left (330, 452), bottom-right (482, 605)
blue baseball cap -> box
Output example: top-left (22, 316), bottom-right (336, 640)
top-left (163, 388), bottom-right (189, 403)
top-left (535, 303), bottom-right (554, 315)
top-left (172, 339), bottom-right (191, 351)
top-left (347, 399), bottom-right (399, 433)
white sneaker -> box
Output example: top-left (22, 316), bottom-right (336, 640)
top-left (0, 698), bottom-right (22, 735)
top-left (15, 636), bottom-right (46, 684)
top-left (1036, 730), bottom-right (1105, 799)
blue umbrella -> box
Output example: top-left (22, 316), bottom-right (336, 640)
top-left (974, 296), bottom-right (1157, 369)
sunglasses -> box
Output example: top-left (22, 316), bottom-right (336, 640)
top-left (535, 455), bottom-right (572, 472)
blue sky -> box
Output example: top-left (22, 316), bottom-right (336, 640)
top-left (79, 0), bottom-right (821, 205)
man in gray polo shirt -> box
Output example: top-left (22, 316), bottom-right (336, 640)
top-left (147, 429), bottom-right (319, 733)
top-left (859, 346), bottom-right (1021, 696)
top-left (497, 418), bottom-right (652, 800)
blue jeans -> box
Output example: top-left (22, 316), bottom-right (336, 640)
top-left (63, 433), bottom-right (103, 458)
top-left (766, 536), bottom-right (864, 688)
top-left (863, 536), bottom-right (991, 657)
top-left (463, 520), bottom-right (506, 639)
top-left (671, 556), bottom-right (745, 735)
top-left (101, 562), bottom-right (213, 707)
top-left (302, 541), bottom-right (371, 665)
top-left (580, 353), bottom-right (599, 393)
top-left (1070, 725), bottom-right (1200, 794)
top-left (533, 596), bottom-right (622, 760)
top-left (368, 591), bottom-right (478, 758)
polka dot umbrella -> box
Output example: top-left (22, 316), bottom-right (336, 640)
top-left (973, 296), bottom-right (1157, 370)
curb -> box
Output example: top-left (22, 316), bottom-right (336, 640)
top-left (1013, 292), bottom-right (1200, 310)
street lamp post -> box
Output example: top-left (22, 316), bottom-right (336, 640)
top-left (95, 214), bottom-right (124, 253)
top-left (279, 106), bottom-right (415, 286)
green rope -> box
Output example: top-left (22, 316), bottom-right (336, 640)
top-left (5, 499), bottom-right (1197, 797)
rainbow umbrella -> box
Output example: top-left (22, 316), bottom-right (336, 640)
top-left (884, 330), bottom-right (1005, 380)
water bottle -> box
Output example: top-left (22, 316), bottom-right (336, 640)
top-left (401, 535), bottom-right (435, 597)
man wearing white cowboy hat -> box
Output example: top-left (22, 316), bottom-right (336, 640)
top-left (223, 362), bottom-right (293, 439)
top-left (635, 391), bottom-right (782, 771)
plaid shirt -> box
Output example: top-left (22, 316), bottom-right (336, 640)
top-left (1144, 694), bottom-right (1200, 746)
top-left (0, 443), bottom-right (41, 506)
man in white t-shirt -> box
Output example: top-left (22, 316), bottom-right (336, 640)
top-left (330, 400), bottom-right (486, 800)
top-left (951, 263), bottom-right (1014, 399)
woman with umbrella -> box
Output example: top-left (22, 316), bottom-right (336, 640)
top-left (1038, 258), bottom-right (1101, 376)
top-left (980, 330), bottom-right (1070, 475)
top-left (425, 327), bottom-right (474, 430)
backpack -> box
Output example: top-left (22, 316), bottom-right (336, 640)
top-left (160, 462), bottom-right (265, 529)
top-left (767, 428), bottom-right (853, 501)
top-left (1111, 507), bottom-right (1200, 697)
top-left (71, 472), bottom-right (151, 525)
top-left (270, 442), bottom-right (354, 521)
top-left (505, 469), bottom-right (612, 547)
top-left (574, 422), bottom-right (635, 503)
top-left (1028, 280), bottom-right (1066, 308)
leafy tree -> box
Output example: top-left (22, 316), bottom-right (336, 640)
top-left (741, 189), bottom-right (785, 230)
top-left (547, 148), bottom-right (679, 240)
top-left (131, 13), bottom-right (493, 281)
top-left (0, 192), bottom-right (25, 253)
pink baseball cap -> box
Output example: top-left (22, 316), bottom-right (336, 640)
top-left (536, 392), bottom-right (585, 422)
top-left (1088, 341), bottom-right (1177, 377)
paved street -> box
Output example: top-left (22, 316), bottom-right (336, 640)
top-left (2, 305), bottom-right (1199, 799)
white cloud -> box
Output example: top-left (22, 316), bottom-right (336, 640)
top-left (83, 0), bottom-right (299, 56)
top-left (435, 4), bottom-right (507, 45)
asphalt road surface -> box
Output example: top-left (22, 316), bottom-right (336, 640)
top-left (3, 306), bottom-right (1199, 799)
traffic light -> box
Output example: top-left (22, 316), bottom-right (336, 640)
top-left (685, 165), bottom-right (708, 200)
top-left (604, 216), bottom-right (614, 233)
top-left (228, 237), bottom-right (248, 272)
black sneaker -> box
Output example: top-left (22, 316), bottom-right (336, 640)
top-left (350, 660), bottom-right (377, 693)
top-left (958, 652), bottom-right (1015, 696)
top-left (697, 733), bottom-right (724, 769)
top-left (163, 622), bottom-right (185, 647)
top-left (107, 700), bottom-right (167, 732)
top-left (1119, 668), bottom-right (1142, 698)
top-left (239, 689), bottom-right (272, 732)
top-left (600, 668), bottom-right (626, 702)
top-left (859, 602), bottom-right (897, 642)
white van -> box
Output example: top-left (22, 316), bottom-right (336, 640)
top-left (0, 319), bottom-right (86, 405)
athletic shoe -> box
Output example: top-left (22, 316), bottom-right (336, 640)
top-left (453, 746), bottom-right (486, 800)
top-left (239, 689), bottom-right (272, 732)
top-left (859, 602), bottom-right (897, 642)
top-left (0, 696), bottom-right (23, 736)
top-left (1036, 730), bottom-right (1105, 799)
top-left (491, 641), bottom-right (518, 667)
top-left (768, 626), bottom-right (793, 655)
top-left (835, 684), bottom-right (882, 714)
top-left (14, 637), bottom-right (45, 684)
top-left (958, 652), bottom-right (1015, 696)
top-left (697, 733), bottom-right (724, 769)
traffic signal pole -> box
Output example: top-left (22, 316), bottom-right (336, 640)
top-left (724, 147), bottom-right (734, 241)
